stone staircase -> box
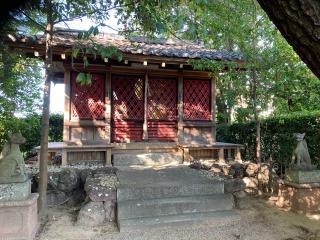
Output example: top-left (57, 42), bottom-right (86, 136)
top-left (116, 166), bottom-right (240, 232)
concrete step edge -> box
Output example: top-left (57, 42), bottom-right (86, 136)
top-left (117, 194), bottom-right (234, 220)
top-left (117, 182), bottom-right (225, 201)
top-left (118, 193), bottom-right (233, 206)
top-left (118, 210), bottom-right (240, 232)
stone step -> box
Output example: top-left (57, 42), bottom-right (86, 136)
top-left (113, 152), bottom-right (182, 166)
top-left (118, 210), bottom-right (240, 232)
top-left (117, 181), bottom-right (224, 201)
top-left (118, 194), bottom-right (234, 220)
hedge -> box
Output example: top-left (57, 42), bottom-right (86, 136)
top-left (0, 113), bottom-right (63, 157)
top-left (217, 111), bottom-right (320, 168)
top-left (2, 111), bottom-right (320, 166)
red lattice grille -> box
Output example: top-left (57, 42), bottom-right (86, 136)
top-left (112, 75), bottom-right (144, 120)
top-left (183, 79), bottom-right (211, 120)
top-left (71, 72), bottom-right (105, 119)
top-left (147, 78), bottom-right (177, 120)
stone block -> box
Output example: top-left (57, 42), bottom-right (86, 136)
top-left (104, 200), bottom-right (116, 222)
top-left (0, 193), bottom-right (38, 240)
top-left (277, 181), bottom-right (320, 213)
top-left (224, 178), bottom-right (246, 193)
top-left (77, 201), bottom-right (106, 226)
top-left (285, 169), bottom-right (320, 184)
top-left (84, 175), bottom-right (117, 202)
top-left (0, 180), bottom-right (31, 201)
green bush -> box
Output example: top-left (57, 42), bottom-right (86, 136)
top-left (0, 114), bottom-right (63, 157)
top-left (217, 111), bottom-right (320, 167)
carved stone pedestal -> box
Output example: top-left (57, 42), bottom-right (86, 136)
top-left (0, 179), bottom-right (38, 240)
top-left (0, 180), bottom-right (31, 201)
top-left (0, 193), bottom-right (38, 240)
top-left (285, 169), bottom-right (320, 184)
top-left (277, 170), bottom-right (320, 213)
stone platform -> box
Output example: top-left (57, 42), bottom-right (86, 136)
top-left (0, 193), bottom-right (39, 240)
top-left (116, 166), bottom-right (239, 232)
top-left (277, 181), bottom-right (320, 213)
top-left (278, 169), bottom-right (320, 213)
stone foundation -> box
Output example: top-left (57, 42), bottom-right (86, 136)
top-left (277, 181), bottom-right (320, 213)
top-left (77, 168), bottom-right (118, 226)
top-left (0, 193), bottom-right (39, 240)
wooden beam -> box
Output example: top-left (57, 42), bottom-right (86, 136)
top-left (63, 63), bottom-right (213, 78)
top-left (105, 72), bottom-right (112, 144)
top-left (177, 73), bottom-right (184, 143)
top-left (64, 120), bottom-right (106, 127)
top-left (142, 72), bottom-right (148, 140)
top-left (62, 70), bottom-right (71, 165)
top-left (211, 75), bottom-right (217, 143)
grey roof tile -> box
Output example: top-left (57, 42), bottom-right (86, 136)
top-left (7, 31), bottom-right (243, 61)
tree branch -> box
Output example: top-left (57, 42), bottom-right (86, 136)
top-left (53, 4), bottom-right (132, 24)
top-left (18, 9), bottom-right (46, 30)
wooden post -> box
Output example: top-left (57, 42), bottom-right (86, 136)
top-left (105, 72), bottom-right (112, 144)
top-left (62, 70), bottom-right (70, 166)
top-left (227, 149), bottom-right (233, 161)
top-left (105, 148), bottom-right (112, 165)
top-left (235, 148), bottom-right (242, 162)
top-left (177, 74), bottom-right (184, 143)
top-left (183, 147), bottom-right (191, 162)
top-left (211, 75), bottom-right (217, 143)
top-left (142, 72), bottom-right (148, 140)
top-left (218, 148), bottom-right (225, 163)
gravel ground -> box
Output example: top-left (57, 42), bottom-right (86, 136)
top-left (26, 161), bottom-right (106, 176)
top-left (36, 196), bottom-right (320, 240)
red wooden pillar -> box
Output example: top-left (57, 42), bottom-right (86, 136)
top-left (105, 72), bottom-right (111, 144)
top-left (177, 74), bottom-right (184, 143)
top-left (211, 75), bottom-right (217, 143)
top-left (142, 72), bottom-right (148, 140)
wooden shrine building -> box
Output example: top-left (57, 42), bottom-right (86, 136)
top-left (6, 31), bottom-right (244, 165)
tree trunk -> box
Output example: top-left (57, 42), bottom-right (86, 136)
top-left (38, 0), bottom-right (53, 215)
top-left (251, 1), bottom-right (261, 163)
top-left (257, 0), bottom-right (320, 79)
top-left (252, 67), bottom-right (261, 163)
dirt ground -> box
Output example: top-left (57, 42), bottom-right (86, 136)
top-left (36, 196), bottom-right (320, 240)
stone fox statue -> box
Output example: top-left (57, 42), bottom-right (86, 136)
top-left (291, 133), bottom-right (312, 168)
top-left (0, 132), bottom-right (26, 182)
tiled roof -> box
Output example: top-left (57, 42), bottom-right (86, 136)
top-left (6, 31), bottom-right (243, 61)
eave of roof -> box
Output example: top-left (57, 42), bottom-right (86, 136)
top-left (4, 30), bottom-right (244, 63)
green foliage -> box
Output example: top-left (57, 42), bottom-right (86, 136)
top-left (0, 43), bottom-right (43, 115)
top-left (168, 0), bottom-right (320, 122)
top-left (0, 114), bottom-right (63, 157)
top-left (49, 113), bottom-right (63, 142)
top-left (217, 112), bottom-right (320, 167)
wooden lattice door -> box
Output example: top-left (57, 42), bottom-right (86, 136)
top-left (147, 77), bottom-right (177, 141)
top-left (111, 75), bottom-right (144, 142)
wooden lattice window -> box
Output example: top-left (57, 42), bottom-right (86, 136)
top-left (147, 78), bottom-right (177, 120)
top-left (111, 75), bottom-right (144, 142)
top-left (112, 75), bottom-right (144, 120)
top-left (183, 79), bottom-right (211, 120)
top-left (71, 72), bottom-right (105, 120)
